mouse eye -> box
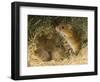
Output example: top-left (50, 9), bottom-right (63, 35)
top-left (62, 26), bottom-right (64, 29)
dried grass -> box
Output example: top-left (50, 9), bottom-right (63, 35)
top-left (28, 44), bottom-right (88, 67)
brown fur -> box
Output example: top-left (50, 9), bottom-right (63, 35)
top-left (56, 24), bottom-right (81, 55)
top-left (34, 48), bottom-right (51, 61)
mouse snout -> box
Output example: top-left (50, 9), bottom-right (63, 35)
top-left (55, 27), bottom-right (59, 32)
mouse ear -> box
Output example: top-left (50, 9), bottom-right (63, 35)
top-left (67, 24), bottom-right (72, 29)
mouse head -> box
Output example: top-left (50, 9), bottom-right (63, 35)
top-left (56, 24), bottom-right (73, 36)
